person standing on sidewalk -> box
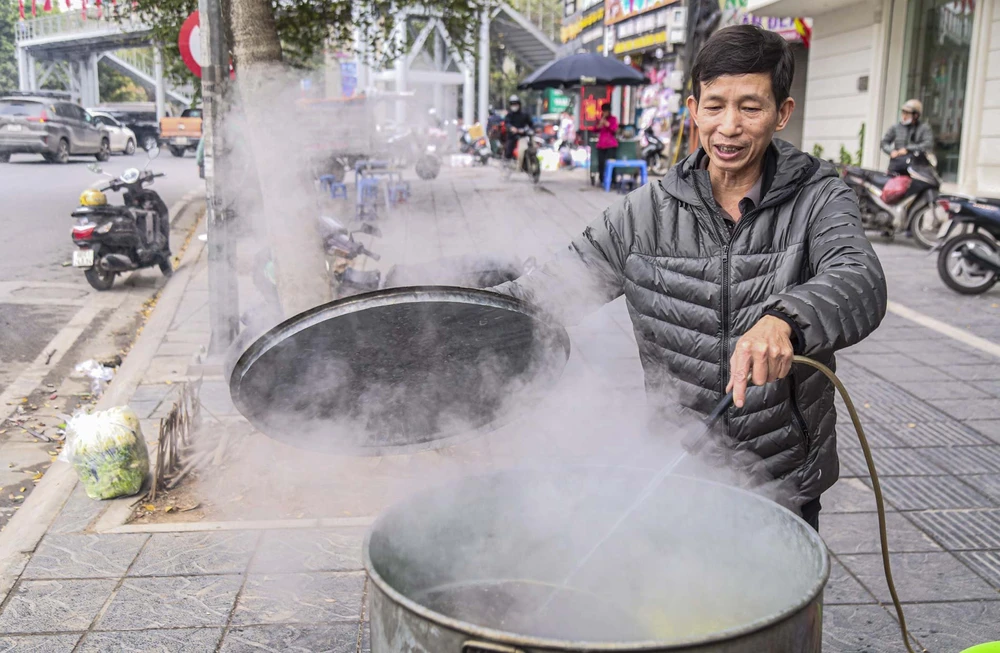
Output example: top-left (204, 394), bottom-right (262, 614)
top-left (595, 102), bottom-right (619, 186)
top-left (493, 24), bottom-right (887, 531)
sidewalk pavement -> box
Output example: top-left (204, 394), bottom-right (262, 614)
top-left (1, 166), bottom-right (999, 652)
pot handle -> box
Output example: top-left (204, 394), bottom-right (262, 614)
top-left (462, 642), bottom-right (526, 653)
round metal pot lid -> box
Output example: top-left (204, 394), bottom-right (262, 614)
top-left (229, 286), bottom-right (570, 455)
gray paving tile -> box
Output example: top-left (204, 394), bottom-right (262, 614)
top-left (865, 365), bottom-right (958, 384)
top-left (930, 399), bottom-right (1000, 422)
top-left (129, 531), bottom-right (258, 576)
top-left (839, 552), bottom-right (999, 602)
top-left (909, 509), bottom-right (1000, 550)
top-left (967, 419), bottom-right (1000, 444)
top-left (946, 364), bottom-right (1000, 381)
top-left (851, 397), bottom-right (951, 424)
top-left (821, 513), bottom-right (941, 554)
top-left (843, 353), bottom-right (924, 368)
top-left (888, 420), bottom-right (993, 447)
top-left (971, 474), bottom-right (1000, 504)
top-left (232, 572), bottom-right (365, 625)
top-left (876, 475), bottom-right (995, 510)
top-left (0, 579), bottom-right (116, 634)
top-left (839, 447), bottom-right (947, 477)
top-left (96, 575), bottom-right (242, 631)
top-left (895, 380), bottom-right (991, 400)
top-left (360, 622), bottom-right (369, 652)
top-left (902, 601), bottom-right (1000, 653)
top-left (253, 529), bottom-right (364, 574)
top-left (78, 628), bottom-right (222, 652)
top-left (958, 551), bottom-right (1000, 591)
top-left (220, 624), bottom-right (360, 653)
top-left (825, 559), bottom-right (877, 605)
top-left (920, 446), bottom-right (1000, 475)
top-left (22, 534), bottom-right (147, 579)
top-left (822, 604), bottom-right (922, 653)
top-left (836, 421), bottom-right (904, 449)
top-left (0, 634), bottom-right (82, 652)
top-left (131, 384), bottom-right (179, 404)
top-left (823, 478), bottom-right (877, 513)
top-left (48, 485), bottom-right (105, 535)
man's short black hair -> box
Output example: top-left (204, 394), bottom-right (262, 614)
top-left (691, 24), bottom-right (795, 106)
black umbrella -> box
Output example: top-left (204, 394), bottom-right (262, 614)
top-left (517, 53), bottom-right (647, 90)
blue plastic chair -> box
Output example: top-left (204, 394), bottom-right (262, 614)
top-left (603, 159), bottom-right (648, 192)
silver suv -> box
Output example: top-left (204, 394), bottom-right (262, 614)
top-left (0, 92), bottom-right (111, 164)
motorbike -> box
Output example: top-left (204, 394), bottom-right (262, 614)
top-left (71, 147), bottom-right (171, 291)
top-left (641, 126), bottom-right (669, 176)
top-left (459, 127), bottom-right (494, 166)
top-left (503, 127), bottom-right (541, 184)
top-left (840, 150), bottom-right (949, 249)
top-left (935, 194), bottom-right (1000, 295)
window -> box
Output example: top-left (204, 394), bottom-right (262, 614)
top-left (0, 101), bottom-right (45, 117)
top-left (900, 0), bottom-right (975, 182)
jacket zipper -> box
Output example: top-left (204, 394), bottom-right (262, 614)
top-left (787, 372), bottom-right (811, 458)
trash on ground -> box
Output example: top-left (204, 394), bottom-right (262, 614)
top-left (60, 406), bottom-right (150, 500)
top-left (74, 360), bottom-right (115, 397)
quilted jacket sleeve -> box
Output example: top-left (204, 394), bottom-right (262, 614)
top-left (492, 188), bottom-right (641, 325)
top-left (762, 179), bottom-right (887, 356)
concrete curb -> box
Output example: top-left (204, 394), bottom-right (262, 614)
top-left (0, 192), bottom-right (207, 601)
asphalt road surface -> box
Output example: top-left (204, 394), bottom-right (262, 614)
top-left (0, 148), bottom-right (201, 395)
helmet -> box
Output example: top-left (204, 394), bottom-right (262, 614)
top-left (901, 99), bottom-right (923, 115)
top-left (509, 94), bottom-right (521, 105)
top-left (79, 189), bottom-right (107, 207)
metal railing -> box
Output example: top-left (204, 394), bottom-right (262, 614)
top-left (15, 8), bottom-right (149, 43)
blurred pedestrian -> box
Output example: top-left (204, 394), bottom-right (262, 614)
top-left (882, 99), bottom-right (935, 172)
top-left (595, 102), bottom-right (619, 185)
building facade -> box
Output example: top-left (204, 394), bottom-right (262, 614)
top-left (751, 0), bottom-right (990, 193)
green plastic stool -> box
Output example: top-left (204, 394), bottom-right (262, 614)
top-left (962, 643), bottom-right (1000, 653)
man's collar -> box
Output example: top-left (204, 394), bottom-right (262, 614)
top-left (697, 145), bottom-right (774, 207)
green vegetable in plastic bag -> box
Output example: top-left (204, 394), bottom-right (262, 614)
top-left (61, 406), bottom-right (149, 500)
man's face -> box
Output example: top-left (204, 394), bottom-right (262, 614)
top-left (901, 109), bottom-right (914, 124)
top-left (510, 103), bottom-right (521, 113)
top-left (685, 72), bottom-right (794, 176)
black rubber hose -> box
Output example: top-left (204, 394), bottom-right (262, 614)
top-left (792, 355), bottom-right (918, 653)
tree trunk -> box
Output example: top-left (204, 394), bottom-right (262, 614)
top-left (228, 0), bottom-right (332, 318)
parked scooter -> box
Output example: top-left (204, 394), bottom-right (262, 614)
top-left (641, 126), bottom-right (669, 176)
top-left (935, 194), bottom-right (1000, 295)
top-left (503, 126), bottom-right (541, 184)
top-left (459, 127), bottom-right (494, 166)
top-left (840, 150), bottom-right (948, 249)
top-left (71, 147), bottom-right (170, 290)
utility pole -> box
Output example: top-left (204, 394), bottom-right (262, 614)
top-left (199, 0), bottom-right (239, 355)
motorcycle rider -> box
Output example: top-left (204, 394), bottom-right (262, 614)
top-left (503, 95), bottom-right (533, 164)
top-left (881, 99), bottom-right (935, 172)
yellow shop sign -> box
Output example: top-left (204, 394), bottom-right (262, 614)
top-left (613, 30), bottom-right (666, 54)
top-left (561, 6), bottom-right (605, 42)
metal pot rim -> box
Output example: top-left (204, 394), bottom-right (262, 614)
top-left (363, 469), bottom-right (831, 651)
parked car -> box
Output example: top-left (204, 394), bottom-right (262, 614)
top-left (0, 92), bottom-right (111, 164)
top-left (159, 108), bottom-right (202, 157)
top-left (99, 103), bottom-right (160, 151)
top-left (88, 110), bottom-right (137, 155)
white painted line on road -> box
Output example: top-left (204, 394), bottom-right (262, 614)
top-left (887, 300), bottom-right (1000, 360)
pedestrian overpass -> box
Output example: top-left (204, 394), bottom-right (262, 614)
top-left (13, 9), bottom-right (193, 117)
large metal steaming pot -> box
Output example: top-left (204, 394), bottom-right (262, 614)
top-left (365, 468), bottom-right (828, 652)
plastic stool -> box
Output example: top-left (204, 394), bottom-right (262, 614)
top-left (388, 181), bottom-right (410, 204)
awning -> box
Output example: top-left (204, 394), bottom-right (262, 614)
top-left (491, 3), bottom-right (559, 71)
top-left (746, 0), bottom-right (866, 17)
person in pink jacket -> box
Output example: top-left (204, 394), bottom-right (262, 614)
top-left (595, 102), bottom-right (619, 185)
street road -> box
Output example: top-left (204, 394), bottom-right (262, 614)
top-left (0, 150), bottom-right (201, 396)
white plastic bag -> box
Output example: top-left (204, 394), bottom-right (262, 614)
top-left (75, 359), bottom-right (114, 396)
top-left (60, 406), bottom-right (149, 500)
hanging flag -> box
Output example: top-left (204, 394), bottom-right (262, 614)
top-left (82, 0), bottom-right (87, 19)
top-left (31, 0), bottom-right (36, 16)
top-left (19, 0), bottom-right (24, 19)
top-left (65, 0), bottom-right (70, 7)
top-left (793, 17), bottom-right (811, 48)
top-left (96, 0), bottom-right (102, 19)
top-left (43, 0), bottom-right (51, 12)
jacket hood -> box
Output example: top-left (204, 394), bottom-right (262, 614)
top-left (660, 139), bottom-right (839, 209)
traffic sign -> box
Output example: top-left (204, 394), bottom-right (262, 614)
top-left (178, 11), bottom-right (204, 79)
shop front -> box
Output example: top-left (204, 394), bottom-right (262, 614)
top-left (750, 0), bottom-right (992, 193)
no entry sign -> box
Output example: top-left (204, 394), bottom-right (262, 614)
top-left (178, 11), bottom-right (204, 78)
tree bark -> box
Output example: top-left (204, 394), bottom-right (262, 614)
top-left (228, 0), bottom-right (332, 318)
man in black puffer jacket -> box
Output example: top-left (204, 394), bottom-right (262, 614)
top-left (494, 25), bottom-right (887, 531)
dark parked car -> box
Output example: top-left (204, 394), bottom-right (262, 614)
top-left (98, 104), bottom-right (160, 151)
top-left (0, 93), bottom-right (111, 163)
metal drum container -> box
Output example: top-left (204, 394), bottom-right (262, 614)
top-left (365, 469), bottom-right (828, 653)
